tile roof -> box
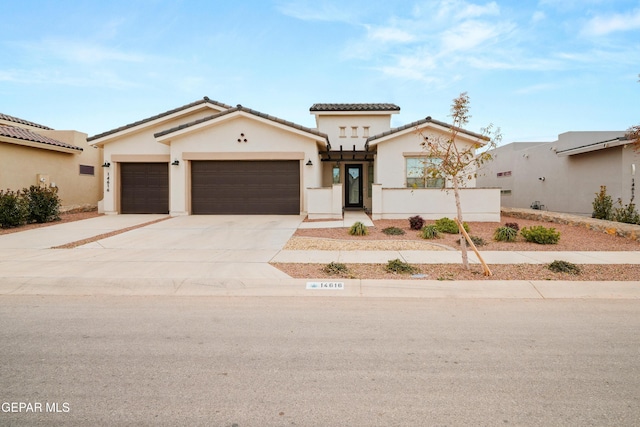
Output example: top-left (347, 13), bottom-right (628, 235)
top-left (154, 104), bottom-right (329, 145)
top-left (309, 103), bottom-right (400, 112)
top-left (88, 97), bottom-right (233, 141)
top-left (0, 125), bottom-right (83, 152)
top-left (366, 116), bottom-right (487, 147)
top-left (0, 113), bottom-right (53, 130)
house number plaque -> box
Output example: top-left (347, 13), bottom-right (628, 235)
top-left (306, 282), bottom-right (344, 290)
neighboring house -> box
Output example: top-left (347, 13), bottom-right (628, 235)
top-left (88, 97), bottom-right (499, 221)
top-left (477, 131), bottom-right (639, 216)
top-left (0, 113), bottom-right (102, 211)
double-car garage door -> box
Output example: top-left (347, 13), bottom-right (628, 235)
top-left (191, 160), bottom-right (300, 214)
top-left (120, 161), bottom-right (300, 214)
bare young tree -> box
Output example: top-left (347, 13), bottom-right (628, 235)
top-left (418, 92), bottom-right (501, 270)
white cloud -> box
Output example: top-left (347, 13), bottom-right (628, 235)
top-left (44, 39), bottom-right (146, 64)
top-left (455, 1), bottom-right (500, 19)
top-left (582, 9), bottom-right (640, 36)
top-left (531, 11), bottom-right (546, 23)
top-left (514, 83), bottom-right (557, 95)
top-left (367, 26), bottom-right (416, 43)
top-left (275, 0), bottom-right (356, 23)
top-left (441, 20), bottom-right (506, 52)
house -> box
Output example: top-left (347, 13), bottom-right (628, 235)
top-left (0, 113), bottom-right (102, 211)
top-left (88, 97), bottom-right (500, 221)
top-left (477, 131), bottom-right (639, 216)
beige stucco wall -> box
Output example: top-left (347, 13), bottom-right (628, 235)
top-left (314, 114), bottom-right (393, 151)
top-left (374, 127), bottom-right (478, 189)
top-left (165, 114), bottom-right (324, 215)
top-left (372, 185), bottom-right (500, 221)
top-left (0, 131), bottom-right (102, 210)
top-left (95, 108), bottom-right (224, 214)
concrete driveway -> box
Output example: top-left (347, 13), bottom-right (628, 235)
top-left (0, 215), bottom-right (304, 280)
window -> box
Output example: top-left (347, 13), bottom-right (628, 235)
top-left (332, 165), bottom-right (340, 184)
top-left (351, 126), bottom-right (358, 137)
top-left (368, 163), bottom-right (374, 196)
top-left (406, 157), bottom-right (444, 188)
top-left (79, 165), bottom-right (95, 176)
top-left (339, 127), bottom-right (346, 138)
top-left (363, 126), bottom-right (370, 138)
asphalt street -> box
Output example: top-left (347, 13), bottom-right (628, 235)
top-left (1, 296), bottom-right (639, 426)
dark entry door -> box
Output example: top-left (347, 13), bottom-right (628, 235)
top-left (345, 164), bottom-right (363, 208)
top-left (120, 162), bottom-right (169, 214)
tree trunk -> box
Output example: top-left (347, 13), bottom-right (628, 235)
top-left (452, 178), bottom-right (469, 269)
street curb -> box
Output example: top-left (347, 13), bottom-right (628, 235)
top-left (1, 277), bottom-right (639, 299)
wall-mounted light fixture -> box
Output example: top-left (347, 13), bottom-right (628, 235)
top-left (171, 160), bottom-right (180, 166)
top-left (306, 159), bottom-right (313, 166)
top-left (102, 162), bottom-right (111, 168)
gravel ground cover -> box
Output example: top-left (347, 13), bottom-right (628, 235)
top-left (276, 215), bottom-right (640, 280)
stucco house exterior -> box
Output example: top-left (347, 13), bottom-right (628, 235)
top-left (477, 131), bottom-right (639, 216)
top-left (88, 97), bottom-right (499, 221)
top-left (0, 113), bottom-right (102, 211)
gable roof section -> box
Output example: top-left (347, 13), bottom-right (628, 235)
top-left (0, 113), bottom-right (53, 130)
top-left (310, 103), bottom-right (400, 112)
top-left (0, 125), bottom-right (83, 153)
top-left (88, 96), bottom-right (233, 144)
top-left (154, 104), bottom-right (330, 147)
top-left (366, 116), bottom-right (488, 149)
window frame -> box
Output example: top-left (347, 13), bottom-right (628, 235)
top-left (405, 157), bottom-right (444, 189)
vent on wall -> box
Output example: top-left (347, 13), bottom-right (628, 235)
top-left (79, 165), bottom-right (95, 176)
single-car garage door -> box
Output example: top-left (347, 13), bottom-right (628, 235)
top-left (191, 161), bottom-right (300, 214)
top-left (120, 163), bottom-right (169, 214)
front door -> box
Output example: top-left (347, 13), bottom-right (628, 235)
top-left (345, 164), bottom-right (363, 208)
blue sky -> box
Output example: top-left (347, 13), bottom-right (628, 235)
top-left (1, 0), bottom-right (638, 144)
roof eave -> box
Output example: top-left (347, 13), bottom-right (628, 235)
top-left (88, 98), bottom-right (231, 146)
top-left (155, 108), bottom-right (330, 147)
top-left (0, 136), bottom-right (82, 154)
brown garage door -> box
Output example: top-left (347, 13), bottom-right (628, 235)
top-left (191, 161), bottom-right (300, 214)
top-left (120, 163), bottom-right (169, 214)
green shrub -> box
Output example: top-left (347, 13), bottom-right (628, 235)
top-left (323, 262), bottom-right (349, 276)
top-left (547, 260), bottom-right (581, 275)
top-left (349, 221), bottom-right (368, 236)
top-left (494, 226), bottom-right (518, 242)
top-left (420, 225), bottom-right (440, 239)
top-left (456, 235), bottom-right (486, 247)
top-left (408, 215), bottom-right (425, 230)
top-left (521, 226), bottom-right (560, 244)
top-left (24, 185), bottom-right (60, 224)
top-left (469, 235), bottom-right (486, 247)
top-left (382, 226), bottom-right (406, 236)
top-left (435, 217), bottom-right (469, 234)
top-left (612, 200), bottom-right (640, 224)
top-left (504, 222), bottom-right (520, 231)
top-left (592, 185), bottom-right (613, 220)
top-left (385, 258), bottom-right (417, 274)
top-left (0, 189), bottom-right (29, 228)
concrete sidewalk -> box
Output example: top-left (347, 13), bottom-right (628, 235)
top-left (272, 249), bottom-right (640, 264)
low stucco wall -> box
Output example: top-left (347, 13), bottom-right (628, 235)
top-left (372, 186), bottom-right (500, 222)
top-left (307, 184), bottom-right (342, 219)
top-left (502, 207), bottom-right (640, 240)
